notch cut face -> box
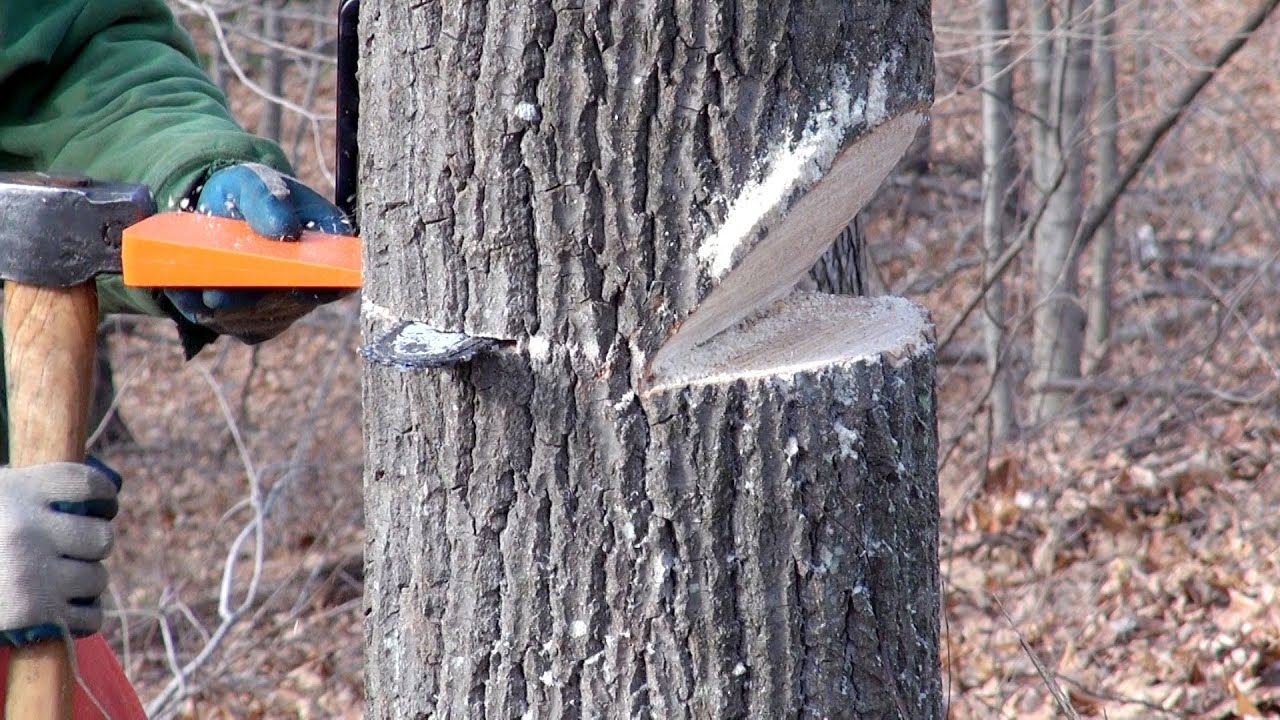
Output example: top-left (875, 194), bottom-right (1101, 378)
top-left (645, 293), bottom-right (931, 396)
top-left (647, 110), bottom-right (924, 385)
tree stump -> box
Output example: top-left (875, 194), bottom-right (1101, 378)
top-left (360, 1), bottom-right (939, 717)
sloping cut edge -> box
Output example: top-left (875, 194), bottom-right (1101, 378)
top-left (645, 293), bottom-right (932, 396)
top-left (647, 110), bottom-right (924, 385)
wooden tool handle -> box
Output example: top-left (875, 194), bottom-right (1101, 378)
top-left (3, 280), bottom-right (98, 719)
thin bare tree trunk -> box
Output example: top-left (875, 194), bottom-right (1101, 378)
top-left (1029, 0), bottom-right (1055, 195)
top-left (257, 1), bottom-right (285, 142)
top-left (1085, 0), bottom-right (1118, 374)
top-left (1030, 0), bottom-right (1093, 421)
top-left (981, 0), bottom-right (1018, 439)
top-left (1072, 0), bottom-right (1280, 254)
top-left (940, 0), bottom-right (1280, 364)
top-left (1133, 0), bottom-right (1150, 104)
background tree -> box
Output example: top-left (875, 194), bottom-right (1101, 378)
top-left (979, 0), bottom-right (1017, 439)
top-left (1084, 0), bottom-right (1118, 374)
top-left (1029, 0), bottom-right (1094, 420)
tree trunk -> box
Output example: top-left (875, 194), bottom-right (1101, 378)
top-left (1030, 0), bottom-right (1093, 421)
top-left (806, 216), bottom-right (875, 296)
top-left (1085, 0), bottom-right (1118, 374)
top-left (898, 118), bottom-right (932, 175)
top-left (360, 2), bottom-right (938, 718)
top-left (256, 1), bottom-right (285, 143)
top-left (980, 0), bottom-right (1018, 440)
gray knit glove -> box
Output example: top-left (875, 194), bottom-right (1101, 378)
top-left (0, 463), bottom-right (118, 644)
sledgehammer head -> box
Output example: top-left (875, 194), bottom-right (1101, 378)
top-left (0, 172), bottom-right (155, 286)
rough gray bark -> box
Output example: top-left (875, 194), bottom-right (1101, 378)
top-left (360, 2), bottom-right (938, 717)
top-left (1030, 0), bottom-right (1093, 421)
top-left (807, 217), bottom-right (873, 296)
top-left (980, 0), bottom-right (1018, 440)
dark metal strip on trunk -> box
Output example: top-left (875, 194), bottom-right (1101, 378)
top-left (360, 320), bottom-right (501, 370)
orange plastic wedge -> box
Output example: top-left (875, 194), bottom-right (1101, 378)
top-left (122, 211), bottom-right (361, 288)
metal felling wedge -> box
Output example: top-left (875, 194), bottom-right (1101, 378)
top-left (121, 211), bottom-right (362, 288)
top-left (360, 321), bottom-right (502, 370)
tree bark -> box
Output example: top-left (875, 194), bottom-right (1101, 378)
top-left (980, 0), bottom-right (1018, 440)
top-left (360, 2), bottom-right (938, 717)
top-left (806, 216), bottom-right (875, 297)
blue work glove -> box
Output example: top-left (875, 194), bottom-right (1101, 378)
top-left (0, 458), bottom-right (121, 645)
top-left (164, 163), bottom-right (353, 351)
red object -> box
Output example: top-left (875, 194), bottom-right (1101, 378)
top-left (0, 634), bottom-right (145, 719)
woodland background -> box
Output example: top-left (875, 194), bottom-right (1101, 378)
top-left (90, 1), bottom-right (1280, 717)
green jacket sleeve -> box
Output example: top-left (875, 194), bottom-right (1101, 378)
top-left (0, 1), bottom-right (293, 318)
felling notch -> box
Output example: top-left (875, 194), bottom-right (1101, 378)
top-left (645, 108), bottom-right (926, 392)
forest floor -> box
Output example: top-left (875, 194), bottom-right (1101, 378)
top-left (92, 2), bottom-right (1280, 718)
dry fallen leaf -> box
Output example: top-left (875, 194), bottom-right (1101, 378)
top-left (1229, 677), bottom-right (1263, 718)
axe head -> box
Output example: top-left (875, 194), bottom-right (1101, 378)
top-left (0, 172), bottom-right (155, 287)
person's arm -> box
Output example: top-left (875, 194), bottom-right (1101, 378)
top-left (0, 1), bottom-right (291, 319)
top-left (0, 2), bottom-right (349, 354)
top-left (0, 2), bottom-right (290, 208)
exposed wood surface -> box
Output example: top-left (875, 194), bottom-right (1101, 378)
top-left (648, 293), bottom-right (931, 393)
top-left (649, 111), bottom-right (925, 377)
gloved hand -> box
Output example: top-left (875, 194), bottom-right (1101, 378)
top-left (165, 163), bottom-right (353, 346)
top-left (0, 461), bottom-right (120, 645)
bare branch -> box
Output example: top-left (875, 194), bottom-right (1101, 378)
top-left (1073, 0), bottom-right (1280, 252)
